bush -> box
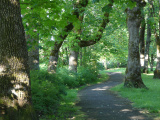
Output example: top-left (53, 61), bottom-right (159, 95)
top-left (56, 68), bottom-right (79, 88)
top-left (30, 70), bottom-right (66, 116)
top-left (77, 66), bottom-right (98, 85)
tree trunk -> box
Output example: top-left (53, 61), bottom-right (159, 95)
top-left (150, 54), bottom-right (154, 71)
top-left (124, 4), bottom-right (146, 88)
top-left (26, 34), bottom-right (39, 70)
top-left (47, 0), bottom-right (88, 73)
top-left (153, 0), bottom-right (160, 79)
top-left (139, 18), bottom-right (145, 69)
top-left (143, 20), bottom-right (151, 73)
top-left (65, 47), bottom-right (69, 65)
top-left (69, 50), bottom-right (79, 72)
top-left (154, 41), bottom-right (160, 78)
top-left (48, 41), bottom-right (63, 73)
top-left (0, 0), bottom-right (37, 119)
top-left (79, 48), bottom-right (82, 66)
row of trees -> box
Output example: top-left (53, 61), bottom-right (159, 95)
top-left (0, 0), bottom-right (159, 119)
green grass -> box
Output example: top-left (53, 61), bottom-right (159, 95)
top-left (110, 70), bottom-right (160, 118)
top-left (106, 68), bottom-right (126, 74)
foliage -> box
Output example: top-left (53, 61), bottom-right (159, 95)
top-left (56, 68), bottom-right (79, 88)
top-left (30, 70), bottom-right (66, 116)
top-left (77, 66), bottom-right (98, 85)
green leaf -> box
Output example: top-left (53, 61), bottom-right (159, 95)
top-left (102, 5), bottom-right (112, 12)
top-left (92, 0), bottom-right (99, 3)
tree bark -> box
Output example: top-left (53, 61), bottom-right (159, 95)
top-left (153, 0), bottom-right (160, 78)
top-left (139, 18), bottom-right (145, 69)
top-left (48, 41), bottom-right (63, 73)
top-left (154, 41), bottom-right (160, 78)
top-left (124, 2), bottom-right (147, 88)
top-left (26, 34), bottom-right (39, 70)
top-left (0, 0), bottom-right (37, 119)
top-left (150, 54), bottom-right (154, 71)
top-left (69, 50), bottom-right (79, 72)
top-left (143, 20), bottom-right (151, 73)
top-left (143, 0), bottom-right (153, 73)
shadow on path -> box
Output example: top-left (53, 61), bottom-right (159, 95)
top-left (76, 72), bottom-right (152, 120)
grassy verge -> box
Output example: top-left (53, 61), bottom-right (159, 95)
top-left (110, 68), bottom-right (160, 119)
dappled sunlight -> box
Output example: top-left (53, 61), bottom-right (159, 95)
top-left (114, 104), bottom-right (123, 107)
top-left (120, 109), bottom-right (132, 112)
top-left (9, 0), bottom-right (18, 5)
top-left (145, 73), bottom-right (154, 76)
top-left (92, 86), bottom-right (109, 91)
top-left (129, 116), bottom-right (146, 120)
top-left (0, 65), bottom-right (6, 73)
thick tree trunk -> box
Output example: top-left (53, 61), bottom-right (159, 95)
top-left (139, 18), bottom-right (145, 68)
top-left (26, 34), bottom-right (39, 70)
top-left (69, 50), bottom-right (79, 72)
top-left (143, 21), bottom-right (151, 73)
top-left (0, 0), bottom-right (37, 119)
top-left (124, 5), bottom-right (146, 88)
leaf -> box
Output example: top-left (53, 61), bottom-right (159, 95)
top-left (92, 0), bottom-right (99, 3)
top-left (102, 5), bottom-right (112, 12)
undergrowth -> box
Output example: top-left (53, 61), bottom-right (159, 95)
top-left (30, 64), bottom-right (108, 119)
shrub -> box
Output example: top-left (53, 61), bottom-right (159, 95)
top-left (30, 70), bottom-right (66, 116)
top-left (56, 68), bottom-right (79, 88)
top-left (77, 66), bottom-right (98, 85)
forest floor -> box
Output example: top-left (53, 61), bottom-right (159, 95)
top-left (75, 72), bottom-right (154, 120)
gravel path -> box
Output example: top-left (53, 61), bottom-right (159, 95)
top-left (76, 72), bottom-right (152, 120)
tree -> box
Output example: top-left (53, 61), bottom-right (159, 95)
top-left (48, 0), bottom-right (88, 73)
top-left (139, 16), bottom-right (145, 69)
top-left (143, 0), bottom-right (153, 73)
top-left (0, 0), bottom-right (37, 119)
top-left (26, 33), bottom-right (40, 70)
top-left (68, 0), bottom-right (114, 72)
top-left (124, 0), bottom-right (147, 88)
top-left (153, 0), bottom-right (160, 78)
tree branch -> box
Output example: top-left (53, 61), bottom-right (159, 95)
top-left (78, 1), bottom-right (114, 47)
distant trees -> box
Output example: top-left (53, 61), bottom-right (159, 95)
top-left (0, 0), bottom-right (37, 119)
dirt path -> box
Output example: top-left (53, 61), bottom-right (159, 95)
top-left (76, 72), bottom-right (152, 120)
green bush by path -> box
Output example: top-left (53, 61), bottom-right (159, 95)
top-left (30, 65), bottom-right (108, 119)
top-left (31, 70), bottom-right (66, 116)
top-left (111, 72), bottom-right (160, 116)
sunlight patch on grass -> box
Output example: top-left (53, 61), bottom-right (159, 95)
top-left (111, 72), bottom-right (160, 117)
top-left (106, 68), bottom-right (126, 74)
